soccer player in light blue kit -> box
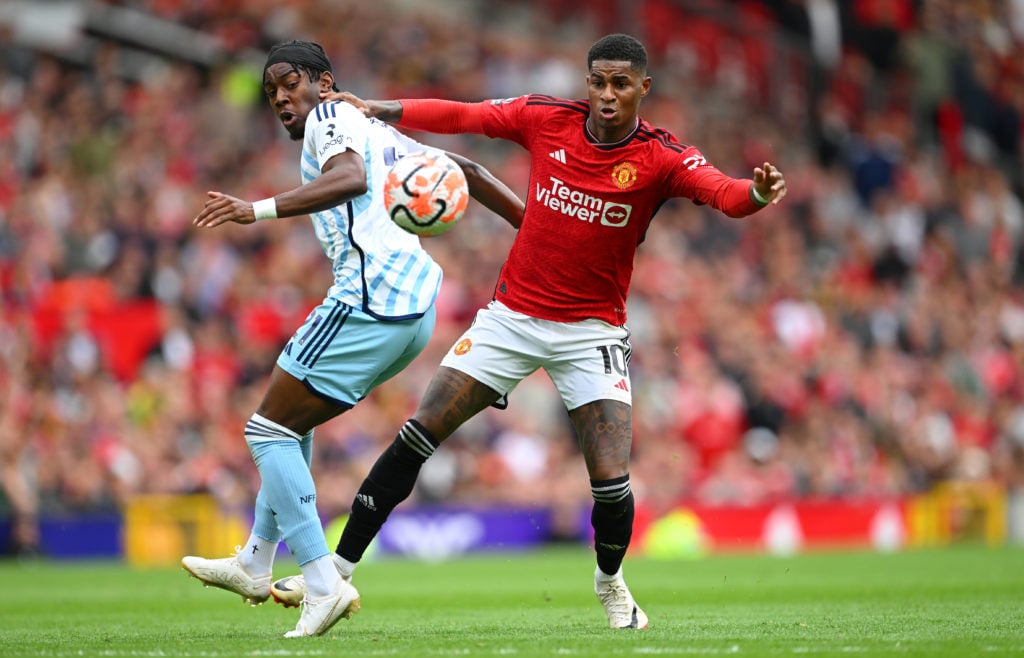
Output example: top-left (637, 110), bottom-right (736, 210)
top-left (181, 41), bottom-right (523, 638)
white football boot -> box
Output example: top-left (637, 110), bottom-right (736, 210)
top-left (594, 567), bottom-right (648, 629)
top-left (271, 553), bottom-right (350, 608)
top-left (283, 578), bottom-right (361, 638)
top-left (181, 548), bottom-right (271, 606)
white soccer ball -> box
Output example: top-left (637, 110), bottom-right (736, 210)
top-left (384, 151), bottom-right (469, 237)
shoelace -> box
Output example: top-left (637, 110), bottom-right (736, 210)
top-left (597, 582), bottom-right (634, 617)
top-left (218, 547), bottom-right (268, 588)
top-left (292, 594), bottom-right (315, 633)
top-left (294, 590), bottom-right (341, 635)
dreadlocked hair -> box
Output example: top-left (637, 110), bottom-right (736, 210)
top-left (264, 40), bottom-right (339, 91)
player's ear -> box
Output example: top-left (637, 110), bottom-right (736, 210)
top-left (640, 76), bottom-right (652, 97)
top-left (320, 71), bottom-right (336, 93)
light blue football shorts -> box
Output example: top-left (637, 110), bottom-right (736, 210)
top-left (277, 297), bottom-right (436, 408)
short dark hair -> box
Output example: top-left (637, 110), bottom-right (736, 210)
top-left (587, 34), bottom-right (647, 73)
top-left (264, 40), bottom-right (339, 91)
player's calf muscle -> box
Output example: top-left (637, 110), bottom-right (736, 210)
top-left (572, 400), bottom-right (632, 477)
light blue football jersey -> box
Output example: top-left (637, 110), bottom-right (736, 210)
top-left (301, 100), bottom-right (442, 320)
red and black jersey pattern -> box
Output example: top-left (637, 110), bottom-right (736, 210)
top-left (398, 95), bottom-right (761, 325)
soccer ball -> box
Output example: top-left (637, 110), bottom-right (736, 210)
top-left (384, 151), bottom-right (469, 237)
top-left (270, 575), bottom-right (304, 608)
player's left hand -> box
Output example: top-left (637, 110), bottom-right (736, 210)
top-left (753, 162), bottom-right (787, 205)
top-left (319, 90), bottom-right (400, 122)
top-left (320, 89), bottom-right (364, 108)
top-left (194, 191), bottom-right (257, 228)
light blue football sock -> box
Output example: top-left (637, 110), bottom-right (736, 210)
top-left (250, 429), bottom-right (313, 544)
top-left (245, 415), bottom-right (328, 567)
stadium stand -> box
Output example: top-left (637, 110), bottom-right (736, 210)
top-left (1, 0), bottom-right (1023, 557)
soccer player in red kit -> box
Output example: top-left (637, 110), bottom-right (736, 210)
top-left (272, 33), bottom-right (786, 629)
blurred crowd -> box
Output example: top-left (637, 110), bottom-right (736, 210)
top-left (3, 0), bottom-right (1024, 554)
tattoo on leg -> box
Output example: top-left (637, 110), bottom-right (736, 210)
top-left (416, 368), bottom-right (501, 440)
top-left (571, 401), bottom-right (632, 477)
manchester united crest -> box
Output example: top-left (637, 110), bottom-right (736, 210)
top-left (611, 162), bottom-right (637, 190)
top-left (453, 338), bottom-right (472, 355)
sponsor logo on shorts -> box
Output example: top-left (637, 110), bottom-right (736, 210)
top-left (453, 338), bottom-right (472, 355)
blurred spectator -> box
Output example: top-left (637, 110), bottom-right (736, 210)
top-left (2, 0), bottom-right (1024, 554)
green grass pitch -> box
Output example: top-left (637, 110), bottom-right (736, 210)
top-left (1, 544), bottom-right (1021, 657)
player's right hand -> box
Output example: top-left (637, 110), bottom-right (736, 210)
top-left (194, 191), bottom-right (257, 228)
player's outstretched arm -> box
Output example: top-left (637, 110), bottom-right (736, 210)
top-left (326, 90), bottom-right (486, 137)
top-left (194, 151), bottom-right (369, 229)
top-left (322, 90), bottom-right (402, 122)
top-left (320, 90), bottom-right (520, 227)
top-left (446, 152), bottom-right (524, 230)
top-left (752, 162), bottom-right (787, 206)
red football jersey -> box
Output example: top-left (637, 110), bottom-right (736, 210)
top-left (398, 95), bottom-right (763, 326)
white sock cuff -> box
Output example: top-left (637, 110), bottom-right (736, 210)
top-left (303, 554), bottom-right (342, 598)
top-left (595, 565), bottom-right (623, 582)
top-left (332, 553), bottom-right (357, 579)
top-left (238, 534), bottom-right (277, 576)
top-left (245, 413), bottom-right (303, 442)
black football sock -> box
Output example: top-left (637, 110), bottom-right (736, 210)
top-left (336, 420), bottom-right (438, 562)
top-left (591, 474), bottom-right (634, 576)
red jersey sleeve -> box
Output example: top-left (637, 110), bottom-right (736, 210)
top-left (667, 145), bottom-right (763, 218)
top-left (397, 98), bottom-right (486, 134)
top-left (397, 96), bottom-right (533, 147)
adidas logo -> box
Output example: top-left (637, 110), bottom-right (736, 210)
top-left (614, 379), bottom-right (629, 392)
top-left (548, 148), bottom-right (566, 164)
top-left (356, 493), bottom-right (376, 511)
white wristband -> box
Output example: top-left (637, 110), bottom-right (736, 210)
top-left (751, 186), bottom-right (769, 206)
top-left (252, 197), bottom-right (278, 221)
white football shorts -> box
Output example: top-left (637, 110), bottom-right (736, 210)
top-left (440, 301), bottom-right (632, 410)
